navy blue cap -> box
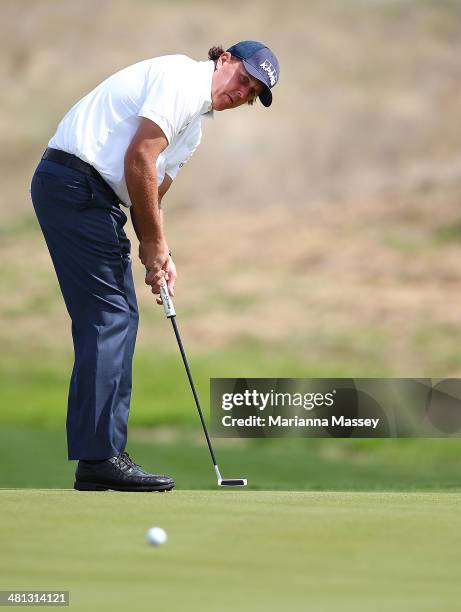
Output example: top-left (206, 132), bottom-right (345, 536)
top-left (226, 40), bottom-right (279, 107)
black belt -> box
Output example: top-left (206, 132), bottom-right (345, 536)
top-left (42, 148), bottom-right (110, 183)
top-left (42, 148), bottom-right (120, 202)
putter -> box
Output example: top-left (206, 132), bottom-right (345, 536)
top-left (160, 278), bottom-right (247, 487)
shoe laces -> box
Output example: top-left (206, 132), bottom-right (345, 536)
top-left (118, 451), bottom-right (141, 470)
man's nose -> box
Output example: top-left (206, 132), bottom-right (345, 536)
top-left (237, 85), bottom-right (249, 100)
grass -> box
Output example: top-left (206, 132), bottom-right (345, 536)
top-left (0, 213), bottom-right (42, 238)
top-left (0, 347), bottom-right (393, 430)
top-left (433, 220), bottom-right (461, 245)
top-left (1, 426), bottom-right (461, 492)
top-left (1, 489), bottom-right (461, 611)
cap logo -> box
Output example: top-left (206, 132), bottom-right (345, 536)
top-left (260, 60), bottom-right (277, 86)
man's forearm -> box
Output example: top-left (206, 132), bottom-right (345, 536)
top-left (125, 154), bottom-right (163, 243)
top-left (130, 192), bottom-right (165, 244)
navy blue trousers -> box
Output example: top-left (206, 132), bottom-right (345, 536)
top-left (31, 160), bottom-right (139, 460)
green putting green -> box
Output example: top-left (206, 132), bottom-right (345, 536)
top-left (1, 490), bottom-right (461, 611)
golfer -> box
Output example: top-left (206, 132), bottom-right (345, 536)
top-left (31, 41), bottom-right (280, 492)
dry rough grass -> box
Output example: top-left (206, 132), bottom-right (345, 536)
top-left (1, 0), bottom-right (461, 374)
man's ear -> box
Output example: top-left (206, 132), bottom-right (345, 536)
top-left (216, 51), bottom-right (232, 69)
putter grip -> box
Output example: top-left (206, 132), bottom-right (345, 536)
top-left (160, 280), bottom-right (176, 318)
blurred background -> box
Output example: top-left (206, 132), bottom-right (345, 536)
top-left (1, 0), bottom-right (461, 489)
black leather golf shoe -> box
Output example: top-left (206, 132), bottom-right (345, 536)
top-left (74, 452), bottom-right (175, 492)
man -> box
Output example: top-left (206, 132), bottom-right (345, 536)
top-left (31, 40), bottom-right (280, 492)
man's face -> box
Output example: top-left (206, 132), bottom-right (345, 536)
top-left (211, 52), bottom-right (264, 111)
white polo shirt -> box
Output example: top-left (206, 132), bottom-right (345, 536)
top-left (48, 55), bottom-right (214, 206)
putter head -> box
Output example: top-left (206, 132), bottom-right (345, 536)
top-left (218, 478), bottom-right (247, 487)
top-left (215, 465), bottom-right (247, 487)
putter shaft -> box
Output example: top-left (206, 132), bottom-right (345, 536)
top-left (169, 315), bottom-right (218, 467)
top-left (159, 280), bottom-right (247, 487)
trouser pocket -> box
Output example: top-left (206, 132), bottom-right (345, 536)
top-left (31, 161), bottom-right (94, 213)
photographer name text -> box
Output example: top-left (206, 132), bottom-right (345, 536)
top-left (221, 415), bottom-right (380, 429)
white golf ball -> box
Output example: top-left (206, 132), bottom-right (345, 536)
top-left (146, 527), bottom-right (167, 546)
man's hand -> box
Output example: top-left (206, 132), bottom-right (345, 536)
top-left (141, 238), bottom-right (170, 294)
top-left (153, 254), bottom-right (177, 305)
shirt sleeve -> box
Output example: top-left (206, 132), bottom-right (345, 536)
top-left (138, 66), bottom-right (192, 144)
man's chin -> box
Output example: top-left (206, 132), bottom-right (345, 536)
top-left (211, 97), bottom-right (232, 112)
